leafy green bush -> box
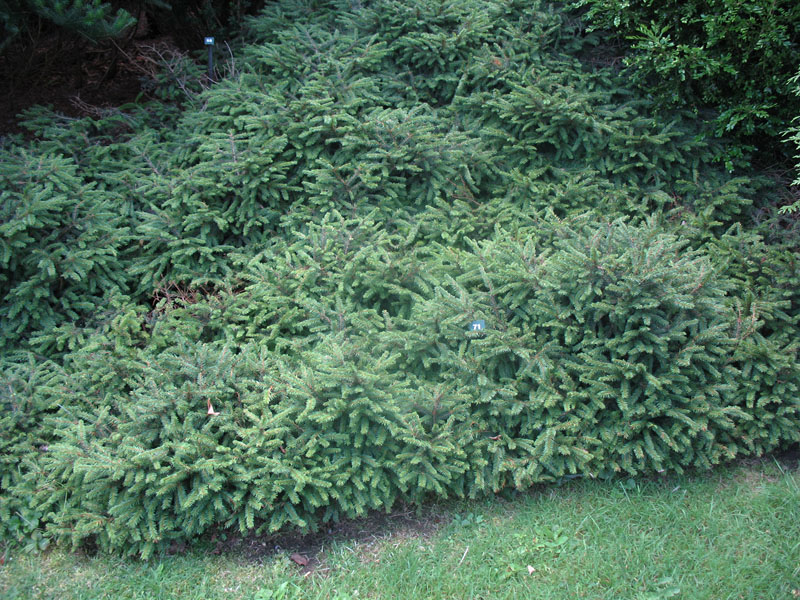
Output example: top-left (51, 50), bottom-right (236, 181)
top-left (781, 70), bottom-right (800, 215)
top-left (572, 0), bottom-right (800, 159)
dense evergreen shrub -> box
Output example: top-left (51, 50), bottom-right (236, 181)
top-left (0, 147), bottom-right (132, 351)
top-left (707, 227), bottom-right (800, 454)
top-left (403, 216), bottom-right (744, 483)
top-left (0, 355), bottom-right (66, 550)
top-left (2, 0), bottom-right (798, 556)
top-left (25, 213), bottom-right (799, 558)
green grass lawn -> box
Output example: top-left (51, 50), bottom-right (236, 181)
top-left (2, 458), bottom-right (798, 600)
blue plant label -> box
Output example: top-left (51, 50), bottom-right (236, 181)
top-left (469, 320), bottom-right (486, 331)
top-left (204, 37), bottom-right (215, 45)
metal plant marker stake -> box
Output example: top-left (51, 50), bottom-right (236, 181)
top-left (204, 37), bottom-right (215, 82)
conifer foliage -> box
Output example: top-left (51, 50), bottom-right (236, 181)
top-left (1, 0), bottom-right (798, 557)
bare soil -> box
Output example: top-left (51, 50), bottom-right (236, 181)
top-left (198, 503), bottom-right (450, 576)
top-left (0, 26), bottom-right (189, 136)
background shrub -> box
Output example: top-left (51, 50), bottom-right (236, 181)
top-left (572, 0), bottom-right (800, 164)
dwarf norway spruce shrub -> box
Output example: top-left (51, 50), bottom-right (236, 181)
top-left (1, 0), bottom-right (798, 556)
top-left (27, 216), bottom-right (795, 558)
top-left (401, 216), bottom-right (744, 485)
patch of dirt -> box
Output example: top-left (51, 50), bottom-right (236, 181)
top-left (0, 24), bottom-right (191, 136)
top-left (576, 38), bottom-right (627, 72)
top-left (716, 448), bottom-right (800, 492)
top-left (774, 445), bottom-right (800, 471)
top-left (202, 503), bottom-right (450, 576)
top-left (736, 461), bottom-right (781, 487)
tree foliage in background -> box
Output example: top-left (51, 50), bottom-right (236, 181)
top-left (0, 0), bottom-right (266, 54)
top-left (0, 0), bottom-right (136, 51)
top-left (1, 0), bottom-right (798, 557)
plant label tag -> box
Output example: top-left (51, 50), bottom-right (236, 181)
top-left (469, 320), bottom-right (486, 331)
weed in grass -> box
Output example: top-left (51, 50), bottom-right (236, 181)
top-left (451, 512), bottom-right (485, 528)
top-left (253, 581), bottom-right (302, 600)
